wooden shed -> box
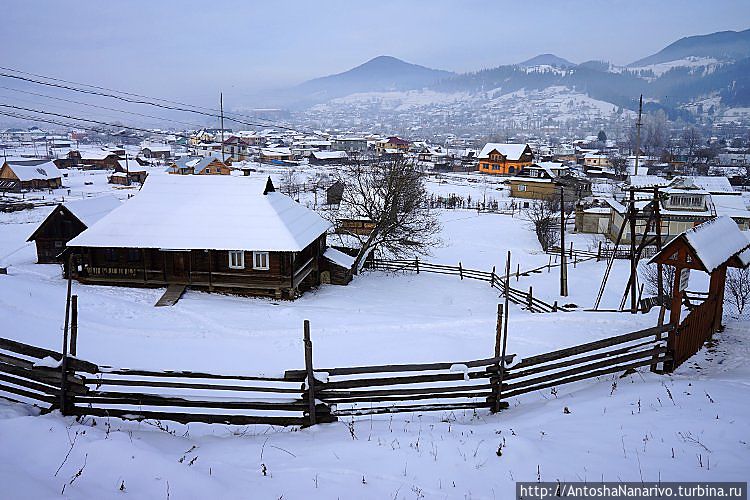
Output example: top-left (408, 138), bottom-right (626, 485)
top-left (0, 160), bottom-right (63, 191)
top-left (27, 195), bottom-right (121, 263)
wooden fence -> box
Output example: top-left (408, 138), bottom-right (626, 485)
top-left (365, 258), bottom-right (565, 313)
top-left (670, 296), bottom-right (719, 368)
top-left (0, 322), bottom-right (675, 427)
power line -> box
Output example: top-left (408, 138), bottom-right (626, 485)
top-left (0, 105), bottom-right (195, 141)
top-left (0, 65), bottom-right (305, 133)
top-left (0, 85), bottom-right (207, 129)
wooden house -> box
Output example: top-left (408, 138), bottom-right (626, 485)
top-left (54, 150), bottom-right (121, 170)
top-left (507, 163), bottom-right (590, 201)
top-left (27, 195), bottom-right (120, 263)
top-left (0, 160), bottom-right (62, 191)
top-left (139, 145), bottom-right (172, 160)
top-left (166, 156), bottom-right (230, 175)
top-left (109, 159), bottom-right (148, 185)
top-left (375, 137), bottom-right (410, 156)
top-left (310, 151), bottom-right (349, 165)
top-left (65, 175), bottom-right (332, 299)
top-left (477, 143), bottom-right (533, 175)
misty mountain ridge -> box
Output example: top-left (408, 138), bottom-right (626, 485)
top-left (518, 54), bottom-right (575, 68)
top-left (250, 27), bottom-right (750, 120)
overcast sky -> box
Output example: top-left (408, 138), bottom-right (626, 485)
top-left (1, 0), bottom-right (749, 106)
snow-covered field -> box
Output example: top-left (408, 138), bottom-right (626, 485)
top-left (1, 165), bottom-right (748, 498)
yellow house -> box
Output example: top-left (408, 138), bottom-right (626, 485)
top-left (477, 143), bottom-right (533, 175)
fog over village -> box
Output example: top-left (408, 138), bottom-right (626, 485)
top-left (1, 1), bottom-right (750, 499)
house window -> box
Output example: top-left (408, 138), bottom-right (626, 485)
top-left (127, 248), bottom-right (140, 262)
top-left (104, 248), bottom-right (117, 262)
top-left (253, 251), bottom-right (269, 270)
top-left (228, 250), bottom-right (245, 269)
top-left (518, 184), bottom-right (527, 192)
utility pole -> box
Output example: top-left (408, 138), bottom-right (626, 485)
top-left (220, 92), bottom-right (225, 164)
top-left (634, 94), bottom-right (643, 176)
top-left (629, 187), bottom-right (637, 313)
top-left (559, 184), bottom-right (568, 297)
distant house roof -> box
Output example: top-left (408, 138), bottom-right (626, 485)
top-left (478, 143), bottom-right (530, 161)
top-left (68, 175), bottom-right (331, 252)
top-left (386, 136), bottom-right (410, 146)
top-left (312, 151), bottom-right (348, 160)
top-left (117, 159), bottom-right (146, 173)
top-left (4, 161), bottom-right (62, 181)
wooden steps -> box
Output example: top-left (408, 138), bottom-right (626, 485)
top-left (155, 285), bottom-right (186, 307)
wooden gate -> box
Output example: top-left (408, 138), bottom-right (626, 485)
top-left (669, 296), bottom-right (719, 369)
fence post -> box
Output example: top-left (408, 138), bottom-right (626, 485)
top-left (552, 300), bottom-right (558, 312)
top-left (516, 263), bottom-right (520, 282)
top-left (548, 255), bottom-right (552, 273)
top-left (597, 241), bottom-right (602, 262)
top-left (303, 320), bottom-right (317, 426)
top-left (527, 286), bottom-right (533, 311)
top-left (569, 242), bottom-right (573, 258)
top-left (491, 266), bottom-right (495, 287)
top-left (458, 262), bottom-right (463, 280)
top-left (59, 254), bottom-right (73, 415)
top-left (491, 304), bottom-right (505, 413)
top-left (70, 295), bottom-right (78, 357)
top-left (415, 257), bottom-right (420, 274)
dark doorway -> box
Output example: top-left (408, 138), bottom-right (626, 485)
top-left (167, 252), bottom-right (190, 283)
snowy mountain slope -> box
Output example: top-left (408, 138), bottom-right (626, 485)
top-left (629, 28), bottom-right (750, 67)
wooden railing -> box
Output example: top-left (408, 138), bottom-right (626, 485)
top-left (0, 323), bottom-right (675, 427)
top-left (365, 258), bottom-right (566, 313)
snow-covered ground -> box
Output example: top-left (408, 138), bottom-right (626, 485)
top-left (1, 165), bottom-right (748, 498)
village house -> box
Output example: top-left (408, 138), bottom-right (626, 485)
top-left (54, 149), bottom-right (121, 170)
top-left (332, 137), bottom-right (367, 155)
top-left (166, 156), bottom-right (230, 175)
top-left (260, 147), bottom-right (294, 163)
top-left (507, 162), bottom-right (590, 201)
top-left (477, 143), bottom-right (534, 175)
top-left (222, 136), bottom-right (252, 161)
top-left (109, 159), bottom-right (148, 185)
top-left (582, 152), bottom-right (611, 169)
top-left (27, 195), bottom-right (121, 263)
top-left (0, 160), bottom-right (63, 191)
top-left (65, 175), bottom-right (334, 299)
top-left (375, 136), bottom-right (410, 156)
top-left (579, 175), bottom-right (750, 243)
top-left (309, 151), bottom-right (349, 165)
top-left (139, 145), bottom-right (172, 160)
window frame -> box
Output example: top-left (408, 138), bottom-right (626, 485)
top-left (228, 250), bottom-right (245, 269)
top-left (253, 251), bottom-right (270, 271)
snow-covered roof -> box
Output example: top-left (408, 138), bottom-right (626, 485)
top-left (324, 248), bottom-right (355, 269)
top-left (651, 216), bottom-right (750, 273)
top-left (312, 151), bottom-right (348, 160)
top-left (77, 149), bottom-right (118, 160)
top-left (712, 195), bottom-right (750, 219)
top-left (117, 160), bottom-right (146, 172)
top-left (68, 175), bottom-right (332, 252)
top-left (62, 195), bottom-right (121, 227)
top-left (5, 161), bottom-right (61, 181)
top-left (627, 175), bottom-right (671, 189)
top-left (478, 143), bottom-right (530, 161)
top-left (683, 216), bottom-right (750, 272)
top-left (690, 176), bottom-right (735, 194)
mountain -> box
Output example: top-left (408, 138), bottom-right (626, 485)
top-left (629, 28), bottom-right (750, 66)
top-left (518, 54), bottom-right (575, 68)
top-left (263, 56), bottom-right (454, 109)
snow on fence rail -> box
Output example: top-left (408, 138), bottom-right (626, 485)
top-left (364, 258), bottom-right (566, 313)
top-left (0, 323), bottom-right (675, 428)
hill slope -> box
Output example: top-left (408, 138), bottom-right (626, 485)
top-left (629, 28), bottom-right (750, 66)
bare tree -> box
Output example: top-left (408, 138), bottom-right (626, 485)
top-left (607, 153), bottom-right (628, 178)
top-left (522, 197), bottom-right (561, 251)
top-left (725, 267), bottom-right (750, 315)
top-left (639, 262), bottom-right (675, 298)
top-left (681, 127), bottom-right (702, 165)
top-left (280, 168), bottom-right (300, 199)
top-left (335, 158), bottom-right (441, 272)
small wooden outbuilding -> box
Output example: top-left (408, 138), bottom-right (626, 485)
top-left (27, 195), bottom-right (121, 263)
top-left (649, 216), bottom-right (750, 369)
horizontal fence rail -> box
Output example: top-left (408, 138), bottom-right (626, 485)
top-left (0, 322), bottom-right (681, 428)
top-left (364, 258), bottom-right (567, 313)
